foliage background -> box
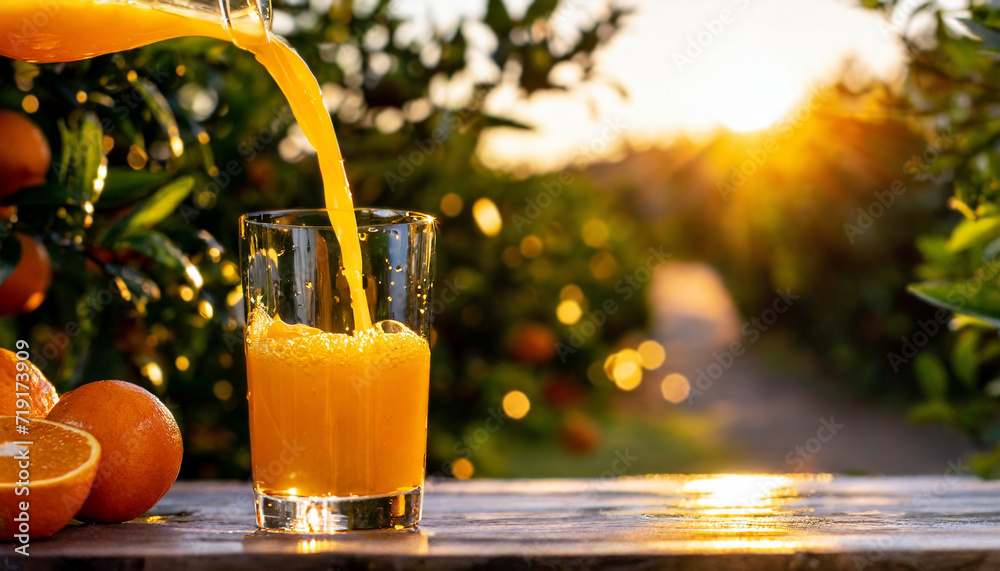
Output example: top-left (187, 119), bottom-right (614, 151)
top-left (0, 0), bottom-right (998, 478)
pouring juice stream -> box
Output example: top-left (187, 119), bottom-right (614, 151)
top-left (0, 0), bottom-right (372, 331)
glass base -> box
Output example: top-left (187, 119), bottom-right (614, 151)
top-left (255, 486), bottom-right (422, 532)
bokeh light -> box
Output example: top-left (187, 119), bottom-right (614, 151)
top-left (452, 458), bottom-right (474, 479)
top-left (440, 192), bottom-right (463, 217)
top-left (556, 299), bottom-right (582, 325)
top-left (660, 373), bottom-right (691, 404)
top-left (520, 235), bottom-right (544, 258)
top-left (638, 340), bottom-right (666, 370)
top-left (582, 219), bottom-right (609, 248)
top-left (502, 390), bottom-right (531, 419)
top-left (472, 198), bottom-right (502, 236)
top-left (560, 284), bottom-right (585, 302)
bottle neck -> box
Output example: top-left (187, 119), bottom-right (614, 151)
top-left (220, 0), bottom-right (272, 48)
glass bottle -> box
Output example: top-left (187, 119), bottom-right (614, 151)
top-left (0, 0), bottom-right (271, 63)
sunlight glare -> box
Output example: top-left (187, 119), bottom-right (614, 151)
top-left (711, 57), bottom-right (799, 133)
top-left (680, 475), bottom-right (794, 510)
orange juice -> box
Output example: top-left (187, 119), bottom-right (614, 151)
top-left (245, 311), bottom-right (430, 497)
top-left (0, 0), bottom-right (433, 505)
top-left (0, 0), bottom-right (372, 331)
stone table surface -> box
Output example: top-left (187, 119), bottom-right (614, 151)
top-left (3, 475), bottom-right (1000, 570)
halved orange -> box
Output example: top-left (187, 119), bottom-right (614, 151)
top-left (1, 416), bottom-right (101, 540)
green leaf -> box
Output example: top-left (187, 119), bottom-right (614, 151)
top-left (523, 0), bottom-right (558, 25)
top-left (0, 232), bottom-right (23, 284)
top-left (908, 400), bottom-right (953, 424)
top-left (485, 0), bottom-right (513, 34)
top-left (908, 281), bottom-right (1000, 328)
top-left (129, 76), bottom-right (183, 158)
top-left (97, 168), bottom-right (173, 209)
top-left (946, 216), bottom-right (1000, 253)
top-left (2, 183), bottom-right (79, 207)
top-left (104, 263), bottom-right (161, 306)
top-left (55, 112), bottom-right (106, 204)
top-left (957, 18), bottom-right (1000, 51)
top-left (100, 176), bottom-right (195, 244)
top-left (113, 230), bottom-right (201, 286)
top-left (951, 328), bottom-right (980, 388)
top-left (482, 114), bottom-right (533, 130)
top-left (914, 352), bottom-right (948, 400)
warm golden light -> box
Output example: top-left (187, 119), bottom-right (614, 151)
top-left (472, 197), bottom-right (502, 236)
top-left (560, 284), bottom-right (584, 302)
top-left (613, 361), bottom-right (642, 390)
top-left (680, 475), bottom-right (795, 511)
top-left (607, 348), bottom-right (644, 391)
top-left (452, 458), bottom-right (474, 479)
top-left (440, 192), bottom-right (463, 217)
top-left (502, 390), bottom-right (531, 419)
top-left (520, 235), bottom-right (544, 258)
top-left (198, 300), bottom-right (214, 319)
top-left (175, 355), bottom-right (190, 372)
top-left (637, 340), bottom-right (666, 370)
top-left (660, 373), bottom-right (690, 404)
top-left (141, 362), bottom-right (164, 386)
top-left (556, 299), bottom-right (582, 325)
top-left (582, 219), bottom-right (609, 248)
top-left (213, 379), bottom-right (233, 401)
top-left (713, 57), bottom-right (799, 133)
top-left (589, 250), bottom-right (618, 280)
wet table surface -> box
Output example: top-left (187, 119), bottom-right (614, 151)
top-left (3, 475), bottom-right (1000, 570)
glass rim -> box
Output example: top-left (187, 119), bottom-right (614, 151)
top-left (240, 208), bottom-right (436, 230)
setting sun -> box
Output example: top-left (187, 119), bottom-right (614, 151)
top-left (711, 57), bottom-right (800, 133)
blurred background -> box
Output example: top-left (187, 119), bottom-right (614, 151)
top-left (1, 0), bottom-right (999, 480)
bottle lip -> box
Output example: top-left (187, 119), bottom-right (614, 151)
top-left (220, 0), bottom-right (272, 35)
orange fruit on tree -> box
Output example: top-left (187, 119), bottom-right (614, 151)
top-left (0, 233), bottom-right (53, 316)
top-left (46, 380), bottom-right (183, 523)
top-left (0, 110), bottom-right (51, 201)
top-left (506, 322), bottom-right (558, 365)
top-left (0, 348), bottom-right (58, 417)
top-left (0, 416), bottom-right (101, 540)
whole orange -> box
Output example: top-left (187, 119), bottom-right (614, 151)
top-left (0, 348), bottom-right (58, 417)
top-left (46, 380), bottom-right (183, 523)
top-left (0, 233), bottom-right (53, 316)
top-left (506, 322), bottom-right (558, 365)
top-left (0, 416), bottom-right (101, 539)
top-left (0, 110), bottom-right (51, 200)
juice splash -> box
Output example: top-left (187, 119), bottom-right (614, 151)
top-left (245, 310), bottom-right (430, 497)
top-left (0, 0), bottom-right (372, 330)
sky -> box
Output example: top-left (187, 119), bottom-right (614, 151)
top-left (391, 0), bottom-right (909, 173)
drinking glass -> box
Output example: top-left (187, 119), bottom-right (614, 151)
top-left (240, 209), bottom-right (435, 532)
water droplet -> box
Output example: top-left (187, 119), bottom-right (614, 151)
top-left (395, 265), bottom-right (402, 272)
top-left (305, 281), bottom-right (313, 290)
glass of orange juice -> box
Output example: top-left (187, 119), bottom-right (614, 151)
top-left (239, 209), bottom-right (435, 532)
